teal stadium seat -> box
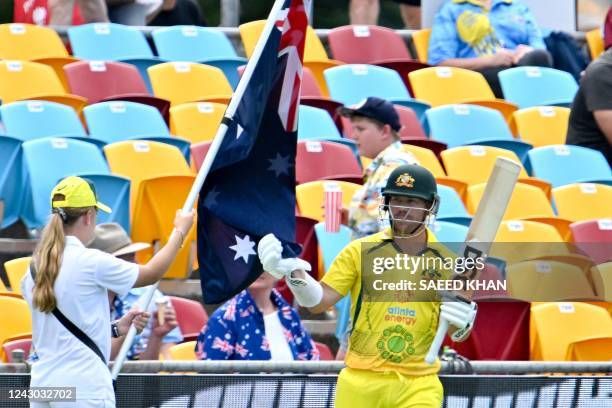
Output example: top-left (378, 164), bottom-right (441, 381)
top-left (0, 136), bottom-right (24, 228)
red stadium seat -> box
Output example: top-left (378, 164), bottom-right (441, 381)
top-left (570, 219), bottom-right (612, 264)
top-left (190, 141), bottom-right (212, 172)
top-left (2, 338), bottom-right (32, 363)
top-left (328, 25), bottom-right (412, 64)
top-left (296, 141), bottom-right (362, 184)
top-left (315, 341), bottom-right (334, 360)
top-left (168, 296), bottom-right (208, 342)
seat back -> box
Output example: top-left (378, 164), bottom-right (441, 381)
top-left (410, 28), bottom-right (431, 63)
top-left (494, 220), bottom-right (564, 243)
top-left (585, 28), bottom-right (604, 60)
top-left (441, 146), bottom-right (527, 186)
top-left (570, 220), bottom-right (612, 264)
top-left (153, 26), bottom-right (239, 60)
top-left (301, 67), bottom-right (324, 98)
top-left (0, 136), bottom-right (24, 227)
top-left (169, 102), bottom-right (226, 144)
top-left (168, 296), bottom-right (208, 341)
top-left (399, 145), bottom-right (445, 176)
top-left (498, 67), bottom-right (579, 109)
top-left (21, 138), bottom-right (109, 228)
top-left (297, 105), bottom-right (342, 141)
top-left (314, 223), bottom-right (352, 273)
top-left (79, 174), bottom-right (131, 233)
top-left (431, 221), bottom-right (468, 242)
top-left (68, 23), bottom-right (153, 60)
top-left (0, 23), bottom-right (68, 60)
top-left (0, 61), bottom-right (66, 103)
top-left (328, 25), bottom-right (411, 64)
top-left (511, 106), bottom-right (570, 147)
top-left (409, 67), bottom-right (495, 107)
top-left (567, 337), bottom-right (612, 361)
top-left (552, 183), bottom-right (612, 221)
top-left (527, 145), bottom-right (612, 187)
top-left (296, 141), bottom-right (362, 184)
top-left (167, 341), bottom-right (197, 360)
top-left (591, 262), bottom-right (612, 300)
top-left (148, 62), bottom-right (233, 105)
top-left (395, 105), bottom-right (426, 140)
top-left (64, 60), bottom-right (149, 104)
top-left (427, 104), bottom-right (513, 148)
top-left (315, 341), bottom-right (334, 360)
top-left (530, 302), bottom-right (612, 360)
top-left (4, 257), bottom-right (30, 294)
top-left (84, 101), bottom-right (170, 143)
top-left (2, 338), bottom-right (32, 363)
top-left (0, 296), bottom-right (32, 347)
top-left (1, 100), bottom-right (86, 141)
top-left (437, 185), bottom-right (470, 220)
top-left (324, 64), bottom-right (410, 106)
top-left (467, 182), bottom-right (555, 219)
top-left (296, 181), bottom-right (361, 222)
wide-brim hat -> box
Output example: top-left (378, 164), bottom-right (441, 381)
top-left (89, 223), bottom-right (150, 256)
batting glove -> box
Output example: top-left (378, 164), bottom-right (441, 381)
top-left (258, 233), bottom-right (311, 279)
top-left (440, 297), bottom-right (477, 342)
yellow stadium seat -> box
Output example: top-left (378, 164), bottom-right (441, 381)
top-left (34, 56), bottom-right (80, 93)
top-left (360, 155), bottom-right (372, 169)
top-left (0, 278), bottom-right (6, 292)
top-left (465, 99), bottom-right (518, 123)
top-left (410, 28), bottom-right (431, 63)
top-left (148, 62), bottom-right (233, 106)
top-left (509, 107), bottom-right (570, 147)
top-left (530, 302), bottom-right (612, 360)
top-left (0, 296), bottom-right (31, 347)
top-left (553, 183), bottom-right (612, 222)
top-left (169, 102), bottom-right (226, 144)
top-left (296, 181), bottom-right (361, 222)
top-left (167, 341), bottom-right (197, 360)
top-left (585, 28), bottom-right (604, 60)
top-left (441, 146), bottom-right (527, 186)
top-left (507, 260), bottom-right (595, 302)
top-left (4, 257), bottom-right (31, 294)
top-left (566, 337), bottom-right (612, 361)
top-left (591, 262), bottom-right (612, 301)
top-left (0, 61), bottom-right (87, 106)
top-left (305, 60), bottom-right (343, 97)
top-left (0, 23), bottom-right (68, 60)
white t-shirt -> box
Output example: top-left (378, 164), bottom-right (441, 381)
top-left (263, 312), bottom-right (294, 361)
top-left (21, 236), bottom-right (139, 402)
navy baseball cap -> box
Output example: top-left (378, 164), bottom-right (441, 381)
top-left (339, 97), bottom-right (402, 132)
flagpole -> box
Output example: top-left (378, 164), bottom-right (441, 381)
top-left (111, 0), bottom-right (291, 381)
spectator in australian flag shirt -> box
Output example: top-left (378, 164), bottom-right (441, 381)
top-left (196, 271), bottom-right (320, 361)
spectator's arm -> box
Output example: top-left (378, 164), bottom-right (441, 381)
top-left (593, 110), bottom-right (612, 145)
top-left (520, 3), bottom-right (547, 49)
top-left (427, 4), bottom-right (461, 65)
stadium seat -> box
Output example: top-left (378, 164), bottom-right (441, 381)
top-left (566, 337), bottom-right (612, 361)
top-left (0, 23), bottom-right (68, 60)
top-left (84, 101), bottom-right (189, 158)
top-left (509, 106), bottom-right (570, 147)
top-left (21, 137), bottom-right (112, 229)
top-left (296, 181), bottom-right (361, 222)
top-left (374, 60), bottom-right (430, 96)
top-left (530, 302), bottom-right (612, 360)
top-left (297, 105), bottom-right (357, 154)
top-left (294, 215), bottom-right (321, 283)
top-left (441, 146), bottom-right (527, 186)
top-left (68, 23), bottom-right (155, 61)
top-left (33, 56), bottom-right (80, 93)
top-left (431, 220), bottom-right (468, 242)
top-left (0, 136), bottom-right (24, 228)
top-left (1, 100), bottom-right (86, 141)
top-left (190, 141), bottom-right (211, 172)
top-left (296, 141), bottom-right (363, 185)
top-left (328, 25), bottom-right (412, 64)
top-left (167, 341), bottom-right (197, 360)
top-left (168, 296), bottom-right (208, 342)
top-left (152, 26), bottom-right (246, 89)
top-left (527, 145), bottom-right (612, 187)
top-left (507, 261), bottom-right (595, 302)
top-left (408, 67), bottom-right (518, 119)
top-left (498, 67), bottom-right (579, 109)
top-left (426, 104), bottom-right (531, 161)
top-left (323, 65), bottom-right (430, 120)
top-left (4, 257), bottom-right (30, 294)
top-left (315, 341), bottom-right (334, 360)
top-left (78, 173), bottom-right (131, 232)
top-left (2, 337), bottom-right (32, 363)
top-left (552, 183), bottom-right (612, 222)
top-left (585, 28), bottom-right (604, 60)
top-left (437, 185), bottom-right (471, 226)
top-left (0, 61), bottom-right (87, 107)
top-left (169, 102), bottom-right (226, 144)
top-left (591, 262), bottom-right (612, 301)
top-left (314, 223), bottom-right (352, 273)
top-left (0, 296), bottom-right (31, 347)
top-left (410, 28), bottom-right (431, 63)
top-left (63, 60), bottom-right (166, 107)
top-left (394, 105), bottom-right (427, 139)
top-left (570, 219), bottom-right (612, 265)
top-left (445, 298), bottom-right (530, 360)
top-left (495, 220), bottom-right (564, 243)
top-left (148, 62), bottom-right (233, 106)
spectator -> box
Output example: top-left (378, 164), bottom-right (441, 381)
top-left (196, 272), bottom-right (319, 361)
top-left (88, 223), bottom-right (183, 361)
top-left (338, 97), bottom-right (419, 239)
top-left (566, 48), bottom-right (612, 166)
top-left (349, 0), bottom-right (421, 29)
top-left (428, 0), bottom-right (553, 97)
top-left (149, 0), bottom-right (207, 26)
top-left (49, 0), bottom-right (109, 24)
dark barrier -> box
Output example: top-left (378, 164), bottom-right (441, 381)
top-left (1, 374), bottom-right (611, 407)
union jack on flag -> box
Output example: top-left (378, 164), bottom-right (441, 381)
top-left (212, 337), bottom-right (235, 354)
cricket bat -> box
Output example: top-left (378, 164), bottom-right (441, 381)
top-left (424, 157), bottom-right (521, 364)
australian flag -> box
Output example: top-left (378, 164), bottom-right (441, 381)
top-left (197, 0), bottom-right (308, 304)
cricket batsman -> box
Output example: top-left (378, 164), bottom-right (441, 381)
top-left (258, 164), bottom-right (478, 407)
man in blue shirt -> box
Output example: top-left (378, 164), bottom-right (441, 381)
top-left (428, 0), bottom-right (552, 96)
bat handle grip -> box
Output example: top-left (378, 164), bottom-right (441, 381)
top-left (425, 317), bottom-right (449, 364)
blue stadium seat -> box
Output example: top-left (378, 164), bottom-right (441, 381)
top-left (78, 173), bottom-right (131, 233)
top-left (152, 26), bottom-right (246, 89)
top-left (21, 138), bottom-right (110, 229)
top-left (498, 67), bottom-right (579, 109)
top-left (84, 101), bottom-right (190, 160)
top-left (431, 220), bottom-right (468, 243)
top-left (324, 64), bottom-right (430, 122)
top-left (436, 184), bottom-right (472, 226)
top-left (314, 222), bottom-right (353, 341)
top-left (297, 105), bottom-right (357, 155)
top-left (0, 136), bottom-right (24, 228)
top-left (426, 104), bottom-right (532, 161)
top-left (527, 145), bottom-right (612, 187)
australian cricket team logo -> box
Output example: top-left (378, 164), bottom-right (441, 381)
top-left (377, 324), bottom-right (415, 363)
top-left (395, 173), bottom-right (415, 188)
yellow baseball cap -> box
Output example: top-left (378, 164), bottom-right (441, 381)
top-left (51, 176), bottom-right (112, 213)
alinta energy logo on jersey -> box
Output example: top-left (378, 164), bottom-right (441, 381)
top-left (377, 324), bottom-right (415, 364)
